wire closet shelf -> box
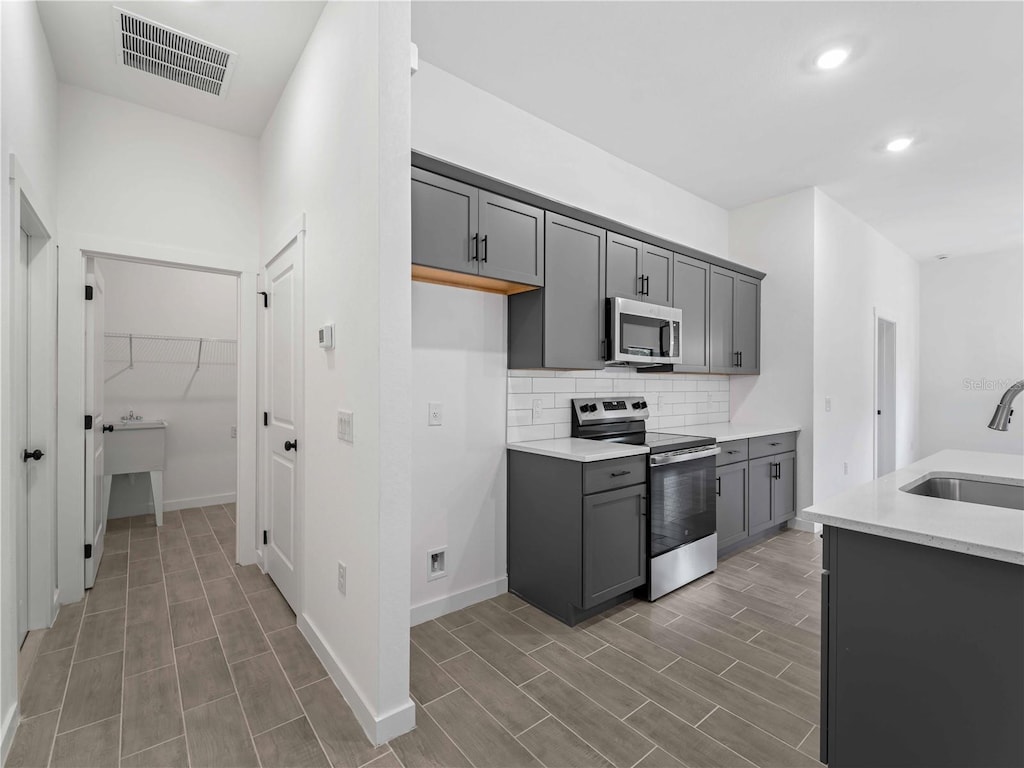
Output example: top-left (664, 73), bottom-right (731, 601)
top-left (104, 332), bottom-right (237, 371)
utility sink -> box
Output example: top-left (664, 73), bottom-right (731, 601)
top-left (106, 420), bottom-right (167, 475)
top-left (901, 473), bottom-right (1024, 511)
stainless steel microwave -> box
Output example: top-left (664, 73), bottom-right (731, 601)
top-left (607, 296), bottom-right (683, 366)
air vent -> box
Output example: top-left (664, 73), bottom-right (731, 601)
top-left (113, 8), bottom-right (236, 97)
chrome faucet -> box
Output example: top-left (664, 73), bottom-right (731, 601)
top-left (121, 410), bottom-right (143, 424)
top-left (987, 380), bottom-right (1023, 431)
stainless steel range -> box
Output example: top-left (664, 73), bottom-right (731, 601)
top-left (571, 396), bottom-right (720, 600)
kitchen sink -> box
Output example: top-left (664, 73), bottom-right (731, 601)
top-left (901, 474), bottom-right (1024, 511)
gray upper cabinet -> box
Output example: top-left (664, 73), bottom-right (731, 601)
top-left (478, 191), bottom-right (544, 286)
top-left (412, 169), bottom-right (544, 287)
top-left (606, 232), bottom-right (643, 300)
top-left (509, 213), bottom-right (606, 370)
top-left (642, 244), bottom-right (673, 308)
top-left (671, 253), bottom-right (711, 372)
top-left (411, 168), bottom-right (478, 276)
top-left (710, 266), bottom-right (760, 374)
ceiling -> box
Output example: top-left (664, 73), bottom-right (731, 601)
top-left (38, 1), bottom-right (325, 137)
top-left (412, 1), bottom-right (1023, 261)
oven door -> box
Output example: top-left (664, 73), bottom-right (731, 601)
top-left (648, 448), bottom-right (718, 557)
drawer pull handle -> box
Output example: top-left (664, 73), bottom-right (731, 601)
top-left (727, 450), bottom-right (739, 454)
top-left (769, 441), bottom-right (781, 446)
top-left (610, 470), bottom-right (632, 477)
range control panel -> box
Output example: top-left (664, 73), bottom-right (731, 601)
top-left (572, 396), bottom-right (649, 423)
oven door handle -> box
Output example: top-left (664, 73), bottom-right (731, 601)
top-left (649, 446), bottom-right (721, 466)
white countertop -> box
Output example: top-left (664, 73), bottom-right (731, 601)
top-left (801, 450), bottom-right (1024, 565)
top-left (661, 423), bottom-right (801, 442)
top-left (507, 438), bottom-right (649, 463)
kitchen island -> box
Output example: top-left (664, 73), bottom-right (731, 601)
top-left (801, 450), bottom-right (1024, 768)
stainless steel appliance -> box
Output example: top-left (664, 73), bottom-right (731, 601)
top-left (607, 297), bottom-right (683, 367)
top-left (571, 396), bottom-right (719, 600)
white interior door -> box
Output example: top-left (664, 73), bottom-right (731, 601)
top-left (876, 318), bottom-right (897, 477)
top-left (16, 228), bottom-right (31, 647)
top-left (84, 260), bottom-right (107, 587)
top-left (262, 235), bottom-right (303, 609)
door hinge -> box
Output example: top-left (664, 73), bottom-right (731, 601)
top-left (263, 412), bottom-right (269, 427)
top-left (258, 291), bottom-right (268, 308)
top-left (85, 285), bottom-right (94, 301)
top-left (85, 414), bottom-right (93, 430)
top-left (84, 543), bottom-right (93, 559)
top-left (262, 530), bottom-right (268, 546)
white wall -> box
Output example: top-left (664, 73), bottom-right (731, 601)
top-left (813, 190), bottom-right (920, 502)
top-left (729, 189), bottom-right (815, 514)
top-left (412, 61), bottom-right (730, 257)
top-left (411, 283), bottom-right (508, 623)
top-left (0, 1), bottom-right (59, 758)
top-left (259, 1), bottom-right (413, 744)
top-left (919, 250), bottom-right (1024, 455)
top-left (56, 84), bottom-right (261, 604)
top-left (101, 260), bottom-right (238, 511)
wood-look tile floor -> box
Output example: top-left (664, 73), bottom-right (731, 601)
top-left (10, 521), bottom-right (824, 768)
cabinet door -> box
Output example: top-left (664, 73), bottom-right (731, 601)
top-left (642, 244), bottom-right (673, 307)
top-left (709, 267), bottom-right (735, 373)
top-left (478, 191), bottom-right (544, 286)
top-left (606, 232), bottom-right (642, 300)
top-left (411, 168), bottom-right (479, 276)
top-left (716, 462), bottom-right (748, 550)
top-left (747, 455), bottom-right (775, 535)
top-left (582, 484), bottom-right (647, 608)
top-left (733, 275), bottom-right (760, 373)
top-left (672, 254), bottom-right (710, 372)
top-left (772, 451), bottom-right (797, 523)
top-left (544, 213), bottom-right (607, 369)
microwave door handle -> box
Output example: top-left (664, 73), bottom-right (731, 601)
top-left (669, 320), bottom-right (677, 361)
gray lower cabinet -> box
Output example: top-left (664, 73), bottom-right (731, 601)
top-left (412, 168), bottom-right (544, 286)
top-left (710, 266), bottom-right (760, 374)
top-left (716, 434), bottom-right (796, 554)
top-left (508, 450), bottom-right (647, 626)
top-left (715, 461), bottom-right (748, 548)
top-left (508, 213), bottom-right (607, 370)
top-left (821, 526), bottom-right (1023, 767)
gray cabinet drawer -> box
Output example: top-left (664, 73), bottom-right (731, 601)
top-left (717, 439), bottom-right (748, 466)
top-left (749, 432), bottom-right (796, 459)
top-left (583, 456), bottom-right (647, 495)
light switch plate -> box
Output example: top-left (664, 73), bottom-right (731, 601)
top-left (337, 561), bottom-right (347, 595)
top-left (825, 396), bottom-right (832, 413)
top-left (337, 410), bottom-right (354, 444)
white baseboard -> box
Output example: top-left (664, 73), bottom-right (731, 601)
top-left (1, 702), bottom-right (18, 765)
top-left (298, 615), bottom-right (415, 746)
top-left (164, 492), bottom-right (237, 512)
top-left (410, 576), bottom-right (508, 627)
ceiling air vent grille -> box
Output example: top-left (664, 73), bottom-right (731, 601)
top-left (114, 8), bottom-right (236, 97)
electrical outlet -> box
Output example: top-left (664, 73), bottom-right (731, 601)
top-left (427, 548), bottom-right (447, 581)
top-left (428, 402), bottom-right (443, 426)
top-left (230, 425), bottom-right (237, 439)
top-left (337, 410), bottom-right (354, 444)
top-left (337, 561), bottom-right (347, 595)
top-left (532, 399), bottom-right (544, 420)
top-left (825, 396), bottom-right (832, 413)
top-left (707, 391), bottom-right (713, 401)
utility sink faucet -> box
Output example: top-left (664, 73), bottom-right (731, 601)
top-left (121, 410), bottom-right (143, 423)
top-left (988, 380), bottom-right (1024, 431)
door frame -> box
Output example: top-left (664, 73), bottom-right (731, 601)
top-left (56, 234), bottom-right (259, 604)
top-left (257, 214), bottom-right (306, 611)
top-left (3, 155), bottom-right (59, 645)
top-left (873, 311), bottom-right (897, 478)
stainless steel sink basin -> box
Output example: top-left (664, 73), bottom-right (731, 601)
top-left (901, 475), bottom-right (1024, 511)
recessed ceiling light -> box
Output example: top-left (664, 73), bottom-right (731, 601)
top-left (886, 136), bottom-right (914, 152)
top-left (815, 48), bottom-right (850, 70)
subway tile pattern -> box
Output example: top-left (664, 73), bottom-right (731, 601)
top-left (507, 369), bottom-right (730, 442)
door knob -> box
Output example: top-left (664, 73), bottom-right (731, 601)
top-left (284, 440), bottom-right (298, 452)
top-left (102, 424), bottom-right (114, 433)
top-left (23, 449), bottom-right (44, 463)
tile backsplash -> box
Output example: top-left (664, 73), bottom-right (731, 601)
top-left (507, 368), bottom-right (730, 442)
